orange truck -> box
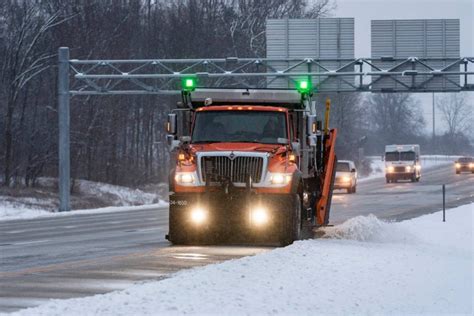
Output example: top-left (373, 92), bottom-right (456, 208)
top-left (165, 84), bottom-right (337, 245)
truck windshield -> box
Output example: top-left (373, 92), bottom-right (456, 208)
top-left (192, 111), bottom-right (287, 144)
top-left (400, 151), bottom-right (416, 161)
top-left (385, 152), bottom-right (399, 161)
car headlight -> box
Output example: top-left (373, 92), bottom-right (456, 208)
top-left (269, 173), bottom-right (292, 185)
top-left (341, 176), bottom-right (351, 182)
top-left (455, 163), bottom-right (461, 168)
top-left (405, 166), bottom-right (412, 172)
top-left (386, 166), bottom-right (394, 173)
top-left (175, 172), bottom-right (197, 185)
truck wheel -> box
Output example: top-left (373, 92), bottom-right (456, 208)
top-left (280, 194), bottom-right (301, 246)
top-left (386, 178), bottom-right (390, 184)
top-left (456, 171), bottom-right (460, 174)
top-left (411, 173), bottom-right (416, 182)
top-left (352, 186), bottom-right (357, 193)
top-left (346, 188), bottom-right (352, 194)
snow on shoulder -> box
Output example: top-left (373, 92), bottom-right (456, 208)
top-left (9, 203), bottom-right (473, 316)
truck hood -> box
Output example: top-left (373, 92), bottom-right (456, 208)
top-left (189, 142), bottom-right (283, 154)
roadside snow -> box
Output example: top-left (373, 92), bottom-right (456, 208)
top-left (10, 203), bottom-right (473, 316)
top-left (0, 179), bottom-right (167, 221)
top-left (360, 154), bottom-right (459, 182)
top-left (0, 202), bottom-right (168, 222)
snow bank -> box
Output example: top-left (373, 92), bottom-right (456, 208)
top-left (0, 179), bottom-right (167, 221)
top-left (76, 180), bottom-right (159, 206)
top-left (10, 203), bottom-right (473, 316)
top-left (0, 200), bottom-right (50, 220)
top-left (0, 202), bottom-right (168, 222)
top-left (322, 214), bottom-right (416, 243)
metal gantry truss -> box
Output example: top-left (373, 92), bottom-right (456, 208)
top-left (58, 47), bottom-right (474, 212)
top-left (68, 53), bottom-right (474, 95)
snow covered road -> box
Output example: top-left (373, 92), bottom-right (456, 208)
top-left (7, 203), bottom-right (473, 316)
top-left (0, 164), bottom-right (473, 313)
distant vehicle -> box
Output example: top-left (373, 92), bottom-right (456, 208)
top-left (385, 144), bottom-right (421, 183)
top-left (334, 160), bottom-right (357, 193)
top-left (454, 157), bottom-right (474, 174)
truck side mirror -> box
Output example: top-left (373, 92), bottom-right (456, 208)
top-left (351, 168), bottom-right (356, 173)
top-left (166, 113), bottom-right (177, 135)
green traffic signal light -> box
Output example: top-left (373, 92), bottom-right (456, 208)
top-left (182, 77), bottom-right (197, 91)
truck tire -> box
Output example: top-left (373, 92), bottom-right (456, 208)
top-left (352, 185), bottom-right (357, 193)
top-left (280, 194), bottom-right (302, 246)
top-left (411, 173), bottom-right (416, 182)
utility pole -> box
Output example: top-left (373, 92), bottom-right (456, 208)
top-left (58, 47), bottom-right (71, 212)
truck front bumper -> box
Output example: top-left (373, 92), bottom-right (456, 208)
top-left (168, 192), bottom-right (296, 244)
top-left (386, 172), bottom-right (415, 180)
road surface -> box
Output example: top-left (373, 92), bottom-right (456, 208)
top-left (1, 164), bottom-right (472, 312)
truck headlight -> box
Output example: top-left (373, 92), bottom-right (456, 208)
top-left (269, 173), bottom-right (292, 185)
top-left (251, 207), bottom-right (268, 226)
top-left (405, 166), bottom-right (412, 172)
top-left (386, 166), bottom-right (394, 173)
top-left (415, 165), bottom-right (421, 170)
top-left (455, 163), bottom-right (461, 168)
top-left (175, 172), bottom-right (197, 185)
top-left (470, 163), bottom-right (474, 168)
top-left (190, 207), bottom-right (207, 224)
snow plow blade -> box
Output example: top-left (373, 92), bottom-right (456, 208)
top-left (316, 128), bottom-right (337, 226)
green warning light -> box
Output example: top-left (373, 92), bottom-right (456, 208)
top-left (296, 80), bottom-right (312, 94)
top-left (182, 77), bottom-right (196, 91)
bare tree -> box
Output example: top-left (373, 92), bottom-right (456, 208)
top-left (1, 1), bottom-right (71, 186)
top-left (436, 93), bottom-right (473, 136)
top-left (366, 93), bottom-right (425, 144)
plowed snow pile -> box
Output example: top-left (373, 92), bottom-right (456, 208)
top-left (8, 203), bottom-right (473, 316)
top-left (321, 214), bottom-right (416, 243)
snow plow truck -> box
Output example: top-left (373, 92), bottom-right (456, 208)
top-left (165, 80), bottom-right (337, 246)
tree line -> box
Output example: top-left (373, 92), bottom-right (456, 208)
top-left (0, 0), bottom-right (472, 188)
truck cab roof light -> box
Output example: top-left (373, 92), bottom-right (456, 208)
top-left (296, 80), bottom-right (312, 94)
top-left (182, 77), bottom-right (197, 92)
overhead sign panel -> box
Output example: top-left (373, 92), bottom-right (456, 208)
top-left (266, 18), bottom-right (355, 91)
top-left (371, 19), bottom-right (460, 91)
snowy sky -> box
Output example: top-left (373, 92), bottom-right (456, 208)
top-left (332, 0), bottom-right (474, 136)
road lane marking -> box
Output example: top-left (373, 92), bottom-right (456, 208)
top-left (12, 239), bottom-right (50, 246)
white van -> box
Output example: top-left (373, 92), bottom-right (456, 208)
top-left (385, 144), bottom-right (421, 183)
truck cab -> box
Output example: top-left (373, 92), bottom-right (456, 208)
top-left (166, 88), bottom-right (337, 246)
top-left (384, 144), bottom-right (421, 183)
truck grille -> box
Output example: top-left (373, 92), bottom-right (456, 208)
top-left (200, 156), bottom-right (264, 183)
top-left (394, 166), bottom-right (406, 172)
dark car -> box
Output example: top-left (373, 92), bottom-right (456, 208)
top-left (455, 157), bottom-right (474, 174)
